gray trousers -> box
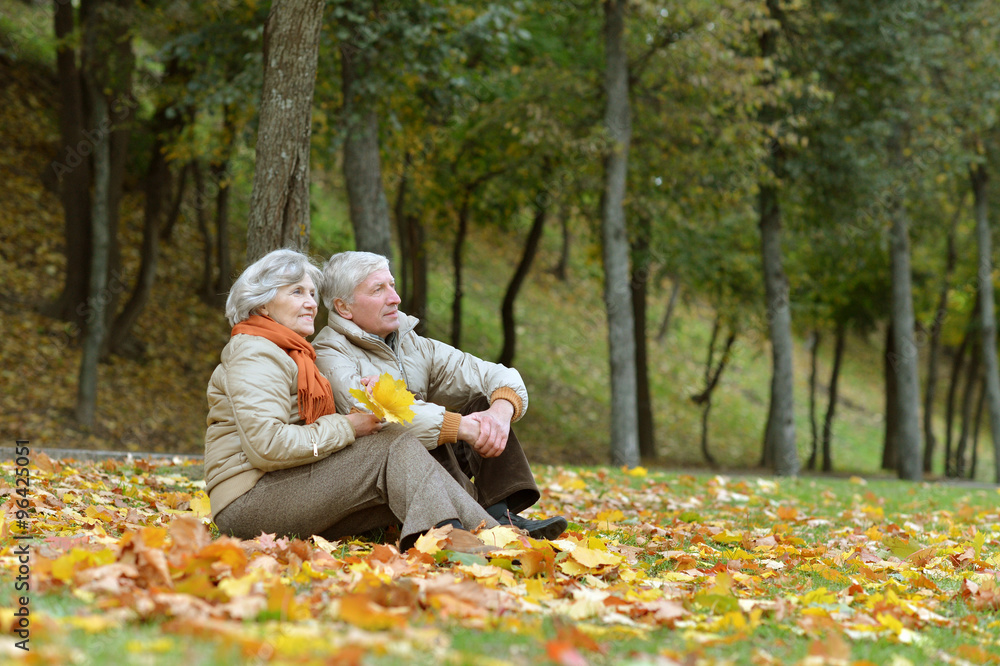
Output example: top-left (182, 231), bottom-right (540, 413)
top-left (214, 430), bottom-right (498, 544)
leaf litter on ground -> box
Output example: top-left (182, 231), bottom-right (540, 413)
top-left (2, 454), bottom-right (1000, 664)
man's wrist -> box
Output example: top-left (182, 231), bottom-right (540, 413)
top-left (489, 399), bottom-right (515, 421)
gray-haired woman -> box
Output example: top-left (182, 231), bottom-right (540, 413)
top-left (204, 248), bottom-right (498, 552)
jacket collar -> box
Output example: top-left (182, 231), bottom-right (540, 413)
top-left (327, 310), bottom-right (418, 350)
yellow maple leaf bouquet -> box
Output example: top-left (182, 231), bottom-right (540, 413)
top-left (349, 372), bottom-right (417, 424)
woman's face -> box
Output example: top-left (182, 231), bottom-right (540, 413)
top-left (260, 275), bottom-right (318, 337)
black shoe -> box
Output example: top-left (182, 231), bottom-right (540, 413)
top-left (505, 513), bottom-right (567, 540)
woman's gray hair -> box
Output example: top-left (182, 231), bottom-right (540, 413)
top-left (225, 248), bottom-right (323, 326)
top-left (321, 251), bottom-right (390, 309)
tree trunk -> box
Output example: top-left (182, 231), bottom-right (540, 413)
top-left (245, 0), bottom-right (325, 261)
top-left (450, 190), bottom-right (471, 348)
top-left (691, 315), bottom-right (736, 467)
top-left (601, 0), bottom-right (640, 468)
top-left (887, 130), bottom-right (923, 481)
top-left (192, 161), bottom-right (215, 301)
top-left (632, 214), bottom-right (656, 460)
top-left (338, 25), bottom-right (392, 263)
top-left (76, 76), bottom-right (110, 426)
top-left (971, 375), bottom-right (986, 480)
top-left (499, 195), bottom-right (548, 367)
top-left (945, 305), bottom-right (975, 477)
top-left (213, 137), bottom-right (233, 299)
top-left (757, 0), bottom-right (798, 476)
top-left (105, 106), bottom-right (173, 355)
top-left (807, 331), bottom-right (821, 470)
top-left (160, 160), bottom-right (190, 242)
top-left (551, 202), bottom-right (570, 281)
top-left (883, 323), bottom-right (899, 471)
top-left (955, 345), bottom-right (981, 479)
top-left (405, 213), bottom-right (427, 333)
top-left (821, 322), bottom-right (846, 472)
top-left (970, 163), bottom-right (1000, 483)
top-left (656, 278), bottom-right (681, 342)
top-left (923, 197), bottom-right (962, 472)
top-left (394, 153), bottom-right (412, 309)
top-left (49, 0), bottom-right (92, 327)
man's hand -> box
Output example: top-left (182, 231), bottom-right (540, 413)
top-left (460, 399), bottom-right (514, 458)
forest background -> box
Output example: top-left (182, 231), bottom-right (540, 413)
top-left (2, 0), bottom-right (1000, 484)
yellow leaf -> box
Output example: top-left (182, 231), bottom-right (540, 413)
top-left (569, 547), bottom-right (621, 569)
top-left (800, 586), bottom-right (837, 606)
top-left (349, 373), bottom-right (416, 424)
top-left (188, 491), bottom-right (212, 519)
top-left (626, 466), bottom-right (647, 477)
top-left (478, 525), bottom-right (524, 549)
top-left (973, 530), bottom-right (986, 560)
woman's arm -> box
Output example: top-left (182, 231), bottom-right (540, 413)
top-left (222, 339), bottom-right (357, 472)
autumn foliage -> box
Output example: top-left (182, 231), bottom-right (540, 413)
top-left (3, 455), bottom-right (1000, 664)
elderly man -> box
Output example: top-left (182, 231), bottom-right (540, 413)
top-left (313, 251), bottom-right (566, 540)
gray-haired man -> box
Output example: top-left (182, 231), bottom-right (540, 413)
top-left (312, 251), bottom-right (566, 540)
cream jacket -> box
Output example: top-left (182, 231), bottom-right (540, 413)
top-left (204, 334), bottom-right (356, 519)
top-left (312, 312), bottom-right (528, 450)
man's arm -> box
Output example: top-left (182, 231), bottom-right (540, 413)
top-left (417, 335), bottom-right (529, 421)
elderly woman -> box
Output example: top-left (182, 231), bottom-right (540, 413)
top-left (204, 248), bottom-right (498, 552)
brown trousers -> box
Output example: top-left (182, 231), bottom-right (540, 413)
top-left (213, 429), bottom-right (497, 543)
top-left (429, 396), bottom-right (541, 516)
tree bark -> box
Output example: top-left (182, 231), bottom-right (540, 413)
top-left (656, 278), bottom-right (681, 342)
top-left (245, 0), bottom-right (325, 261)
top-left (691, 316), bottom-right (736, 467)
top-left (923, 197), bottom-right (962, 472)
top-left (807, 331), bottom-right (821, 470)
top-left (450, 189), bottom-right (471, 348)
top-left (970, 163), bottom-right (1000, 483)
top-left (821, 322), bottom-right (846, 472)
top-left (550, 202), bottom-right (571, 281)
top-left (395, 153), bottom-right (412, 309)
top-left (191, 161), bottom-right (215, 300)
top-left (955, 344), bottom-right (981, 479)
top-left (49, 0), bottom-right (92, 327)
top-left (887, 130), bottom-right (923, 481)
top-left (632, 214), bottom-right (656, 460)
top-left (105, 106), bottom-right (173, 355)
top-left (499, 196), bottom-right (548, 367)
top-left (757, 0), bottom-right (798, 476)
top-left (212, 157), bottom-right (233, 300)
top-left (404, 212), bottom-right (426, 332)
top-left (971, 375), bottom-right (986, 480)
top-left (883, 323), bottom-right (899, 471)
top-left (944, 305), bottom-right (975, 477)
top-left (601, 0), bottom-right (640, 468)
top-left (76, 76), bottom-right (110, 426)
top-left (338, 24), bottom-right (392, 263)
top-left (160, 161), bottom-right (190, 242)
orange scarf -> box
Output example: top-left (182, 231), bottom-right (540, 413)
top-left (231, 315), bottom-right (336, 424)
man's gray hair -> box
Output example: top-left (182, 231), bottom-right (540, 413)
top-left (225, 248), bottom-right (323, 326)
top-left (321, 251), bottom-right (391, 309)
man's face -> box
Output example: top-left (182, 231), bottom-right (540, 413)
top-left (339, 268), bottom-right (401, 338)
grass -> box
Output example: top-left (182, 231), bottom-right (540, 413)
top-left (5, 464), bottom-right (1000, 665)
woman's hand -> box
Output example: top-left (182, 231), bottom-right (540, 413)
top-left (347, 411), bottom-right (383, 437)
top-left (359, 375), bottom-right (380, 395)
